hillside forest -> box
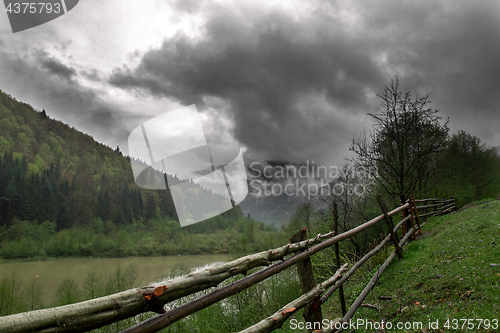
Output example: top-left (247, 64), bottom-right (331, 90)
top-left (0, 90), bottom-right (282, 259)
top-left (1, 79), bottom-right (500, 261)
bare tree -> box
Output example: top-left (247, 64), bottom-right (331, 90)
top-left (285, 202), bottom-right (314, 238)
top-left (350, 78), bottom-right (449, 204)
top-left (317, 163), bottom-right (377, 258)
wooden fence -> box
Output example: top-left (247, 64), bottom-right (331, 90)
top-left (0, 196), bottom-right (455, 333)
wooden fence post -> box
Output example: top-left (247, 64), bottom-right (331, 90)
top-left (377, 196), bottom-right (403, 260)
top-left (332, 201), bottom-right (347, 316)
top-left (401, 205), bottom-right (407, 238)
top-left (407, 198), bottom-right (416, 240)
top-left (290, 229), bottom-right (322, 328)
top-left (401, 197), bottom-right (412, 239)
top-left (411, 194), bottom-right (422, 235)
top-left (424, 198), bottom-right (428, 222)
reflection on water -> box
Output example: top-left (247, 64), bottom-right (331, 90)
top-left (0, 255), bottom-right (229, 304)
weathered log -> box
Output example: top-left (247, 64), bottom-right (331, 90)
top-left (335, 228), bottom-right (415, 333)
top-left (332, 201), bottom-right (346, 316)
top-left (436, 203), bottom-right (455, 214)
top-left (120, 214), bottom-right (389, 333)
top-left (415, 203), bottom-right (445, 210)
top-left (0, 231), bottom-right (337, 333)
top-left (377, 196), bottom-right (403, 259)
top-left (291, 229), bottom-right (322, 327)
top-left (419, 202), bottom-right (455, 218)
top-left (387, 202), bottom-right (410, 216)
top-left (237, 264), bottom-right (348, 333)
top-left (418, 211), bottom-right (436, 218)
top-left (413, 198), bottom-right (435, 203)
top-left (321, 214), bottom-right (409, 305)
top-left (414, 198), bottom-right (453, 203)
top-left (411, 194), bottom-right (422, 235)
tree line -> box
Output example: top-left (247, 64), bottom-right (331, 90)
top-left (0, 89), bottom-right (176, 229)
top-left (286, 78), bottom-right (500, 276)
top-left (0, 89), bottom-right (284, 259)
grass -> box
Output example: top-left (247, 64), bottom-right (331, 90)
top-left (344, 199), bottom-right (500, 332)
top-left (214, 199), bottom-right (500, 333)
top-left (82, 199), bottom-right (500, 332)
top-left (3, 199), bottom-right (499, 332)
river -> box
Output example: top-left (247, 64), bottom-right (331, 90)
top-left (0, 254), bottom-right (229, 305)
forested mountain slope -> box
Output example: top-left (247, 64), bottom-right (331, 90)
top-left (0, 89), bottom-right (175, 229)
top-left (0, 90), bottom-right (278, 259)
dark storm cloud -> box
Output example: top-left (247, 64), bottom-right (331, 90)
top-left (109, 0), bottom-right (500, 164)
top-left (40, 55), bottom-right (76, 80)
top-left (110, 4), bottom-right (385, 164)
top-left (351, 0), bottom-right (500, 139)
top-left (0, 46), bottom-right (130, 150)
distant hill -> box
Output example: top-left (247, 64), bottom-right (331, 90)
top-left (0, 89), bottom-right (178, 229)
top-left (0, 90), bottom-right (293, 260)
top-left (239, 192), bottom-right (304, 228)
top-left (238, 160), bottom-right (327, 228)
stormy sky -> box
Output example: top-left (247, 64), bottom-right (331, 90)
top-left (0, 0), bottom-right (499, 168)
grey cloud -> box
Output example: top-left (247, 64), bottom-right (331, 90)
top-left (363, 0), bottom-right (500, 140)
top-left (109, 4), bottom-right (384, 164)
top-left (110, 0), bottom-right (500, 164)
top-left (80, 68), bottom-right (102, 82)
top-left (0, 46), bottom-right (131, 151)
top-left (41, 56), bottom-right (76, 80)
top-left (169, 0), bottom-right (204, 13)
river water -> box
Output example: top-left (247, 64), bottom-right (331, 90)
top-left (0, 254), bottom-right (229, 304)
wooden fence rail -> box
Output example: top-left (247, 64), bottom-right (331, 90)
top-left (0, 197), bottom-right (455, 333)
top-left (416, 198), bottom-right (456, 219)
top-left (336, 228), bottom-right (416, 333)
top-left (239, 263), bottom-right (349, 333)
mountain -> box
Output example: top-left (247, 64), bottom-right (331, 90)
top-left (238, 160), bottom-right (328, 228)
top-left (239, 193), bottom-right (303, 229)
top-left (0, 88), bottom-right (264, 238)
top-left (0, 89), bottom-right (178, 229)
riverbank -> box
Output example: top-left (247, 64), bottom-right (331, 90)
top-left (0, 254), bottom-right (230, 309)
top-left (0, 217), bottom-right (287, 260)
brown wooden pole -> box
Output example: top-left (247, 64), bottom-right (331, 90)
top-left (239, 264), bottom-right (348, 333)
top-left (411, 193), bottom-right (422, 235)
top-left (401, 205), bottom-right (406, 238)
top-left (120, 213), bottom-right (387, 333)
top-left (401, 197), bottom-right (412, 239)
top-left (407, 198), bottom-right (416, 240)
top-left (424, 198), bottom-right (428, 222)
top-left (321, 234), bottom-right (391, 305)
top-left (332, 201), bottom-right (347, 316)
top-left (290, 229), bottom-right (322, 327)
top-left (377, 196), bottom-right (403, 260)
top-left (337, 228), bottom-right (415, 333)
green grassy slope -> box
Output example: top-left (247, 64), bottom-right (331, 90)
top-left (349, 199), bottom-right (500, 332)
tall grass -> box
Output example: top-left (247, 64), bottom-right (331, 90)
top-left (1, 262), bottom-right (303, 332)
top-left (0, 218), bottom-right (288, 260)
